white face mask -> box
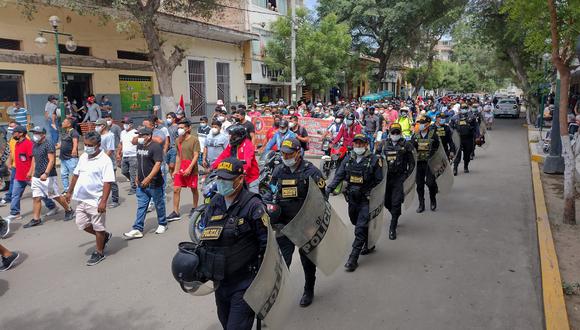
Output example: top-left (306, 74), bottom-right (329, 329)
top-left (218, 116), bottom-right (226, 122)
top-left (345, 119), bottom-right (353, 126)
top-left (282, 157), bottom-right (297, 168)
top-left (211, 127), bottom-right (219, 135)
top-left (353, 147), bottom-right (366, 155)
top-left (279, 128), bottom-right (287, 134)
top-left (106, 120), bottom-right (112, 126)
top-left (137, 137), bottom-right (145, 145)
top-left (289, 122), bottom-right (296, 129)
top-left (335, 118), bottom-right (342, 124)
top-left (123, 124), bottom-right (130, 130)
top-left (419, 124), bottom-right (427, 131)
top-left (289, 110), bottom-right (295, 114)
top-left (166, 118), bottom-right (173, 125)
top-left (32, 134), bottom-right (42, 143)
top-left (177, 128), bottom-right (186, 136)
top-left (95, 125), bottom-right (103, 133)
top-left (391, 134), bottom-right (401, 142)
top-left (84, 146), bottom-right (97, 155)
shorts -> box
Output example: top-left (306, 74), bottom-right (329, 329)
top-left (75, 201), bottom-right (106, 231)
top-left (31, 176), bottom-right (61, 199)
top-left (165, 147), bottom-right (177, 165)
top-left (173, 159), bottom-right (198, 188)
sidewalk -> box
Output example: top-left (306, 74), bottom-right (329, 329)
top-left (527, 126), bottom-right (580, 180)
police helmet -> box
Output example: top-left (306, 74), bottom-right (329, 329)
top-left (171, 242), bottom-right (203, 293)
top-left (227, 124), bottom-right (247, 146)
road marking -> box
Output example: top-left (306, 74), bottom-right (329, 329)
top-left (531, 160), bottom-right (570, 330)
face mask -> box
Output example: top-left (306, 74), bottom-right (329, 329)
top-left (419, 124), bottom-right (426, 131)
top-left (166, 119), bottom-right (173, 125)
top-left (353, 147), bottom-right (366, 155)
top-left (335, 118), bottom-right (342, 124)
top-left (345, 119), bottom-right (353, 126)
top-left (279, 128), bottom-right (287, 134)
top-left (440, 119), bottom-right (446, 124)
top-left (95, 125), bottom-right (103, 133)
top-left (391, 134), bottom-right (401, 142)
top-left (211, 128), bottom-right (219, 135)
top-left (177, 128), bottom-right (186, 136)
top-left (32, 134), bottom-right (42, 143)
top-left (289, 111), bottom-right (295, 114)
top-left (106, 120), bottom-right (112, 126)
top-left (282, 157), bottom-right (297, 168)
top-left (216, 178), bottom-right (237, 197)
top-left (84, 146), bottom-right (97, 155)
top-left (137, 137), bottom-right (146, 145)
top-left (218, 116), bottom-right (226, 122)
top-left (200, 122), bottom-right (207, 127)
top-left (461, 109), bottom-right (468, 114)
top-left (289, 122), bottom-right (296, 129)
top-left (124, 124), bottom-right (130, 130)
top-left (401, 112), bottom-right (408, 117)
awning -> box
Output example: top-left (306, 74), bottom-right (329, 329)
top-left (361, 90), bottom-right (394, 101)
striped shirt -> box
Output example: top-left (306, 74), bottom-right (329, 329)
top-left (10, 107), bottom-right (28, 127)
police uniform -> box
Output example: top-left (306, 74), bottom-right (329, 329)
top-left (327, 134), bottom-right (383, 271)
top-left (267, 138), bottom-right (326, 307)
top-left (383, 124), bottom-right (415, 239)
top-left (434, 115), bottom-right (456, 159)
top-left (198, 158), bottom-right (268, 330)
top-left (412, 121), bottom-right (440, 213)
top-left (451, 109), bottom-right (478, 174)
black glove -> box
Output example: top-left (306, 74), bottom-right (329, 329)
top-left (324, 187), bottom-right (332, 199)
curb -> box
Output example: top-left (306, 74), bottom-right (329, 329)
top-left (528, 129), bottom-right (570, 330)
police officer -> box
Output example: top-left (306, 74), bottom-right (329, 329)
top-left (434, 113), bottom-right (456, 159)
top-left (413, 116), bottom-right (440, 213)
top-left (326, 134), bottom-right (383, 272)
top-left (383, 123), bottom-right (415, 240)
top-left (451, 104), bottom-right (478, 175)
top-left (267, 138), bottom-right (326, 307)
top-left (197, 158), bottom-right (268, 330)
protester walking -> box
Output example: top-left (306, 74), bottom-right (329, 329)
top-left (59, 118), bottom-right (79, 193)
top-left (96, 119), bottom-right (120, 208)
top-left (118, 118), bottom-right (138, 195)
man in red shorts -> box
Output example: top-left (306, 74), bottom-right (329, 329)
top-left (167, 120), bottom-right (200, 221)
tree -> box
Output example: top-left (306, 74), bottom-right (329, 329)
top-left (16, 0), bottom-right (221, 115)
top-left (503, 0), bottom-right (580, 224)
top-left (264, 10), bottom-right (352, 99)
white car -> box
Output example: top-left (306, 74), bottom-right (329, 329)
top-left (495, 99), bottom-right (520, 118)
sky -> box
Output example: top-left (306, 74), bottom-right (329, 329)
top-left (305, 0), bottom-right (318, 10)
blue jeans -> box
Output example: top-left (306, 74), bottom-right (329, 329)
top-left (365, 132), bottom-right (376, 153)
top-left (132, 185), bottom-right (167, 232)
top-left (4, 168), bottom-right (15, 202)
top-left (60, 158), bottom-right (79, 192)
top-left (10, 180), bottom-right (55, 216)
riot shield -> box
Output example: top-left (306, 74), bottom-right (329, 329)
top-left (428, 144), bottom-right (454, 195)
top-left (451, 129), bottom-right (460, 153)
top-left (403, 149), bottom-right (417, 210)
top-left (368, 156), bottom-right (388, 248)
top-left (281, 179), bottom-right (350, 276)
top-left (244, 224), bottom-right (295, 330)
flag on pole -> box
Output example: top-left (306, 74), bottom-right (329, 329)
top-left (177, 95), bottom-right (185, 115)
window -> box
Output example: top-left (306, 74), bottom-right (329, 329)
top-left (0, 38), bottom-right (21, 51)
top-left (216, 63), bottom-right (231, 109)
top-left (252, 0), bottom-right (286, 14)
top-left (118, 75), bottom-right (153, 112)
top-left (59, 44), bottom-right (90, 56)
top-left (117, 50), bottom-right (149, 61)
top-left (188, 60), bottom-right (206, 117)
top-left (0, 71), bottom-right (24, 103)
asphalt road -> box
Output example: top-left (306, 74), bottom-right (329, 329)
top-left (0, 118), bottom-right (542, 330)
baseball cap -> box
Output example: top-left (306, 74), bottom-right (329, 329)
top-left (95, 118), bottom-right (108, 126)
top-left (390, 123), bottom-right (402, 133)
top-left (280, 138), bottom-right (301, 154)
top-left (13, 125), bottom-right (27, 134)
top-left (216, 158), bottom-right (244, 180)
top-left (122, 117), bottom-right (134, 124)
top-left (138, 127), bottom-right (153, 136)
top-left (353, 134), bottom-right (368, 143)
top-left (30, 126), bottom-right (46, 134)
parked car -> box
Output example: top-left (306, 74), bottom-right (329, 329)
top-left (494, 98), bottom-right (520, 118)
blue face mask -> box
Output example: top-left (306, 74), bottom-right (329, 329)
top-left (216, 179), bottom-right (236, 196)
top-left (439, 119), bottom-right (446, 124)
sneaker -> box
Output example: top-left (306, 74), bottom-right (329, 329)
top-left (86, 251), bottom-right (106, 266)
top-left (155, 225), bottom-right (167, 234)
top-left (188, 208), bottom-right (196, 217)
top-left (108, 202), bottom-right (120, 209)
top-left (0, 199), bottom-right (9, 207)
top-left (0, 252), bottom-right (19, 271)
top-left (23, 219), bottom-right (42, 228)
top-left (123, 229), bottom-right (143, 239)
top-left (104, 232), bottom-right (112, 249)
top-left (5, 214), bottom-right (22, 221)
top-left (64, 208), bottom-right (75, 221)
top-left (167, 212), bottom-right (181, 222)
top-left (45, 207), bottom-right (59, 217)
top-left (0, 218), bottom-right (9, 238)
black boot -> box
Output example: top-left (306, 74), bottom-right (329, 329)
top-left (389, 216), bottom-right (399, 240)
top-left (464, 166), bottom-right (470, 173)
top-left (299, 289), bottom-right (314, 307)
top-left (360, 243), bottom-right (376, 255)
top-left (430, 195), bottom-right (437, 211)
top-left (345, 250), bottom-right (360, 272)
top-left (453, 167), bottom-right (458, 176)
top-left (416, 199), bottom-right (425, 213)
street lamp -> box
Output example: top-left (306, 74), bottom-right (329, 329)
top-left (34, 15), bottom-right (76, 122)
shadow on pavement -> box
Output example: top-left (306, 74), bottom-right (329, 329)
top-left (1, 304), bottom-right (164, 330)
top-left (0, 279), bottom-right (8, 297)
top-left (83, 237), bottom-right (129, 256)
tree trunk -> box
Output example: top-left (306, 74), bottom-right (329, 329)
top-left (559, 71), bottom-right (575, 224)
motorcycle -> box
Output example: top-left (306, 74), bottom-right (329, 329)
top-left (258, 150), bottom-right (281, 195)
top-left (320, 138), bottom-right (348, 179)
top-left (188, 170), bottom-right (218, 242)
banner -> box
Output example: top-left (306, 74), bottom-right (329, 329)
top-left (244, 224), bottom-right (295, 330)
top-left (428, 144), bottom-right (454, 195)
top-left (368, 157), bottom-right (388, 248)
top-left (252, 117), bottom-right (332, 156)
top-left (281, 179), bottom-right (350, 276)
top-left (119, 76), bottom-right (153, 113)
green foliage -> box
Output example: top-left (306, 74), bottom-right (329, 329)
top-left (264, 11), bottom-right (352, 93)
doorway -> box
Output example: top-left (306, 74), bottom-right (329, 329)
top-left (62, 73), bottom-right (92, 107)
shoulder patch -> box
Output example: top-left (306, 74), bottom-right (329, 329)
top-left (261, 212), bottom-right (270, 227)
top-left (317, 177), bottom-right (326, 188)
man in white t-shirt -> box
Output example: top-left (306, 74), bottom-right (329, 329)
top-left (96, 118), bottom-right (119, 208)
top-left (66, 131), bottom-right (116, 266)
top-left (117, 118), bottom-right (138, 195)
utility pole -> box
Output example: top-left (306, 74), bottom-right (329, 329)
top-left (543, 70), bottom-right (565, 174)
top-left (290, 0), bottom-right (297, 105)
